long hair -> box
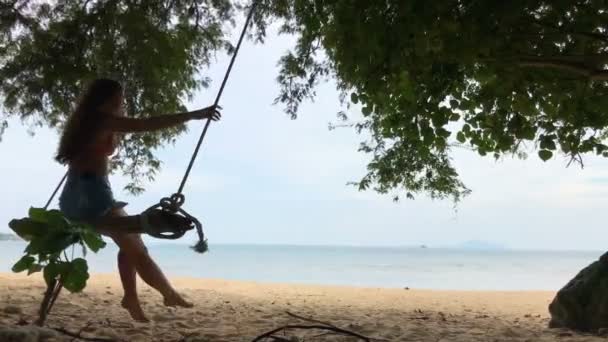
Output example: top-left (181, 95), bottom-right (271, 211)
top-left (55, 79), bottom-right (123, 164)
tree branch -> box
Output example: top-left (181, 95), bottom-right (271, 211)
top-left (518, 60), bottom-right (608, 80)
top-left (251, 311), bottom-right (386, 342)
top-left (478, 53), bottom-right (608, 80)
top-left (480, 54), bottom-right (608, 66)
top-left (531, 20), bottom-right (608, 43)
top-left (252, 324), bottom-right (371, 342)
top-left (50, 326), bottom-right (116, 342)
top-left (285, 311), bottom-right (340, 329)
top-left (591, 70), bottom-right (608, 80)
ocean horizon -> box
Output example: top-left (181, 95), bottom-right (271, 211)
top-left (0, 240), bottom-right (601, 291)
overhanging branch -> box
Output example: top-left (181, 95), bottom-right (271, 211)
top-left (519, 60), bottom-right (608, 80)
top-left (531, 19), bottom-right (608, 43)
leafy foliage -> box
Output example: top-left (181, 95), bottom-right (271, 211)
top-left (254, 0), bottom-right (608, 201)
top-left (2, 1), bottom-right (608, 201)
top-left (9, 208), bottom-right (106, 293)
top-left (0, 0), bottom-right (235, 193)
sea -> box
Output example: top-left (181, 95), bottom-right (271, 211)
top-left (0, 241), bottom-right (600, 291)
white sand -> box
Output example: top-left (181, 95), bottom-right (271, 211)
top-left (0, 273), bottom-right (602, 341)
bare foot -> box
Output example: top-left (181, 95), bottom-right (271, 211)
top-left (163, 292), bottom-right (194, 308)
top-left (121, 297), bottom-right (149, 322)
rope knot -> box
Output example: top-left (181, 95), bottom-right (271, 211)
top-left (159, 193), bottom-right (185, 213)
top-left (143, 193), bottom-right (208, 253)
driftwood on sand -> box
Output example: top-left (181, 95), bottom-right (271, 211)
top-left (251, 311), bottom-right (379, 341)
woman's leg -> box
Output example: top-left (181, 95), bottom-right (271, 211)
top-left (116, 248), bottom-right (148, 322)
top-left (105, 209), bottom-right (193, 311)
top-left (92, 208), bottom-right (192, 236)
top-left (104, 209), bottom-right (147, 321)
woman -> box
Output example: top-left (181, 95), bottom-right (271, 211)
top-left (56, 78), bottom-right (221, 321)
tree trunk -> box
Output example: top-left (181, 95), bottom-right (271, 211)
top-left (35, 278), bottom-right (63, 327)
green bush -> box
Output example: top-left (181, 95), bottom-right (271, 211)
top-left (8, 208), bottom-right (106, 293)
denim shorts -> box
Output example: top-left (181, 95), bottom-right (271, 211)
top-left (59, 169), bottom-right (127, 222)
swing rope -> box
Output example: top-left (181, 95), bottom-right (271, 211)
top-left (43, 171), bottom-right (68, 211)
top-left (176, 0), bottom-right (258, 196)
top-left (42, 2), bottom-right (259, 251)
top-left (141, 1), bottom-right (259, 252)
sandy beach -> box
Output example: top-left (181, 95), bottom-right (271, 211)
top-left (0, 272), bottom-right (601, 341)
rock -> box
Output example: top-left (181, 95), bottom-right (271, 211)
top-left (181, 337), bottom-right (208, 342)
top-left (0, 325), bottom-right (57, 342)
top-left (549, 251), bottom-right (608, 332)
top-left (3, 305), bottom-right (22, 315)
top-left (152, 313), bottom-right (173, 322)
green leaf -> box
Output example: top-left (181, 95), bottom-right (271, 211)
top-left (8, 218), bottom-right (47, 241)
top-left (544, 140), bottom-right (557, 150)
top-left (43, 261), bottom-right (68, 286)
top-left (28, 208), bottom-right (49, 222)
top-left (81, 229), bottom-right (106, 253)
top-left (25, 232), bottom-right (77, 255)
top-left (350, 92), bottom-right (359, 104)
top-left (431, 111), bottom-right (447, 127)
top-left (538, 150), bottom-right (553, 161)
top-left (540, 136), bottom-right (557, 151)
top-left (456, 132), bottom-right (466, 143)
top-left (421, 126), bottom-right (435, 143)
top-left (28, 264), bottom-right (43, 275)
top-left (595, 144), bottom-right (608, 155)
top-left (361, 106), bottom-right (372, 116)
top-left (62, 258), bottom-right (89, 293)
top-left (12, 255), bottom-right (35, 273)
top-left (403, 89), bottom-right (416, 102)
top-left (522, 127), bottom-right (537, 140)
top-left (436, 128), bottom-right (451, 138)
top-left (28, 208), bottom-right (70, 231)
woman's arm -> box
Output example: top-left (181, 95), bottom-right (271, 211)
top-left (103, 105), bottom-right (221, 133)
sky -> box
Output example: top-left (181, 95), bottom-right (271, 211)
top-left (1, 26), bottom-right (608, 252)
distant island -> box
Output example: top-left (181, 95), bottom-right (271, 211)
top-left (0, 233), bottom-right (20, 241)
top-left (455, 240), bottom-right (507, 250)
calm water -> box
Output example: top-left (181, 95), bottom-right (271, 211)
top-left (0, 241), bottom-right (600, 290)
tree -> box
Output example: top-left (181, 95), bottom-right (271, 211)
top-left (0, 0), bottom-right (234, 193)
top-left (259, 0), bottom-right (608, 202)
top-left (2, 1), bottom-right (607, 202)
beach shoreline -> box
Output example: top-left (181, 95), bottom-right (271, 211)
top-left (0, 272), bottom-right (598, 341)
